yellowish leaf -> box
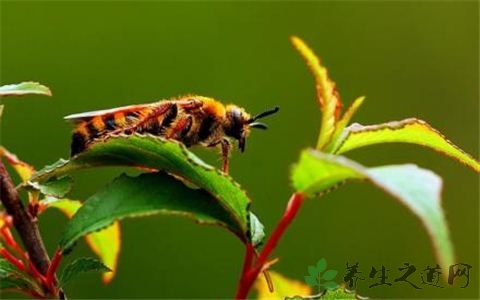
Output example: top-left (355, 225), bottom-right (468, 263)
top-left (85, 222), bottom-right (120, 284)
top-left (0, 146), bottom-right (35, 182)
top-left (44, 199), bottom-right (121, 283)
top-left (254, 271), bottom-right (312, 299)
top-left (0, 147), bottom-right (39, 203)
top-left (326, 96), bottom-right (365, 153)
top-left (335, 118), bottom-right (480, 173)
top-left (290, 36), bottom-right (342, 150)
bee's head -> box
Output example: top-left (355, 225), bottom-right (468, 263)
top-left (224, 105), bottom-right (279, 152)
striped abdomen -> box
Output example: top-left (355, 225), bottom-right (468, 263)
top-left (70, 102), bottom-right (184, 155)
top-left (70, 107), bottom-right (155, 155)
top-left (69, 98), bottom-right (225, 156)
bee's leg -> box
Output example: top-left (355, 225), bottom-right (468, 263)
top-left (221, 139), bottom-right (230, 173)
top-left (166, 115), bottom-right (193, 139)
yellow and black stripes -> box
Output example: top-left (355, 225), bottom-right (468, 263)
top-left (198, 115), bottom-right (217, 142)
top-left (67, 95), bottom-right (279, 174)
top-left (70, 103), bottom-right (179, 155)
top-left (70, 111), bottom-right (143, 155)
top-left (137, 102), bottom-right (178, 135)
top-left (67, 96), bottom-right (277, 167)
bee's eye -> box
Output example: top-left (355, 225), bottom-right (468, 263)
top-left (225, 108), bottom-right (244, 139)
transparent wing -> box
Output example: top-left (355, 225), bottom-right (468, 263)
top-left (64, 103), bottom-right (157, 123)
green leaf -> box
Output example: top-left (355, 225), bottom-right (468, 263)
top-left (308, 266), bottom-right (318, 277)
top-left (59, 172), bottom-right (250, 252)
top-left (323, 281), bottom-right (339, 291)
top-left (304, 275), bottom-right (318, 286)
top-left (0, 82), bottom-right (52, 97)
top-left (0, 276), bottom-right (33, 291)
top-left (58, 257), bottom-right (111, 288)
top-left (43, 198), bottom-right (121, 284)
top-left (290, 36), bottom-right (343, 150)
top-left (321, 270), bottom-right (338, 281)
top-left (316, 258), bottom-right (327, 273)
top-left (292, 151), bottom-right (363, 195)
top-left (248, 212), bottom-right (265, 247)
top-left (292, 149), bottom-right (454, 278)
top-left (0, 259), bottom-right (40, 292)
top-left (32, 135), bottom-right (257, 245)
top-left (0, 258), bottom-right (20, 276)
top-left (333, 118), bottom-right (480, 173)
top-left (26, 176), bottom-right (73, 198)
top-left (325, 96), bottom-right (365, 153)
top-left (320, 285), bottom-right (363, 299)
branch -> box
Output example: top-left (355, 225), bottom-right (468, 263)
top-left (0, 160), bottom-right (52, 288)
top-left (235, 192), bottom-right (305, 298)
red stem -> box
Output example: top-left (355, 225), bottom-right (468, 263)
top-left (29, 260), bottom-right (49, 287)
top-left (235, 192), bottom-right (305, 299)
top-left (236, 242), bottom-right (255, 297)
top-left (1, 227), bottom-right (28, 260)
top-left (0, 248), bottom-right (26, 272)
top-left (46, 249), bottom-right (63, 291)
top-left (1, 225), bottom-right (49, 288)
top-left (0, 160), bottom-right (51, 274)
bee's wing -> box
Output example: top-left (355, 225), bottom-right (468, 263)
top-left (64, 103), bottom-right (156, 123)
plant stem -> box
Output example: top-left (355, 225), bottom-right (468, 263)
top-left (235, 192), bottom-right (305, 298)
top-left (0, 160), bottom-right (53, 291)
top-left (46, 249), bottom-right (63, 292)
top-left (0, 248), bottom-right (26, 272)
top-left (235, 242), bottom-right (255, 298)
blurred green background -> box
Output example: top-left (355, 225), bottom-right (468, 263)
top-left (1, 1), bottom-right (478, 299)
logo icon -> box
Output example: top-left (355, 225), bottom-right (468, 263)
top-left (304, 258), bottom-right (339, 293)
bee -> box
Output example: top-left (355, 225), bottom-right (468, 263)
top-left (65, 95), bottom-right (279, 173)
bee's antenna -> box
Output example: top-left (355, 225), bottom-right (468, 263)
top-left (250, 106), bottom-right (279, 122)
top-left (249, 122), bottom-right (268, 130)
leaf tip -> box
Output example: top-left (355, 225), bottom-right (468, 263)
top-left (289, 35), bottom-right (302, 45)
top-left (28, 81), bottom-right (52, 96)
top-left (102, 271), bottom-right (114, 284)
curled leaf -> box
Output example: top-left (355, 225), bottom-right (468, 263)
top-left (333, 118), bottom-right (480, 172)
top-left (325, 96), bottom-right (365, 153)
top-left (248, 212), bottom-right (265, 248)
top-left (0, 147), bottom-right (35, 182)
top-left (58, 257), bottom-right (111, 288)
top-left (26, 176), bottom-right (73, 198)
top-left (32, 135), bottom-right (260, 246)
top-left (58, 172), bottom-right (250, 253)
top-left (0, 82), bottom-right (52, 97)
top-left (291, 36), bottom-right (343, 150)
top-left (0, 147), bottom-right (40, 203)
top-left (292, 150), bottom-right (454, 278)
